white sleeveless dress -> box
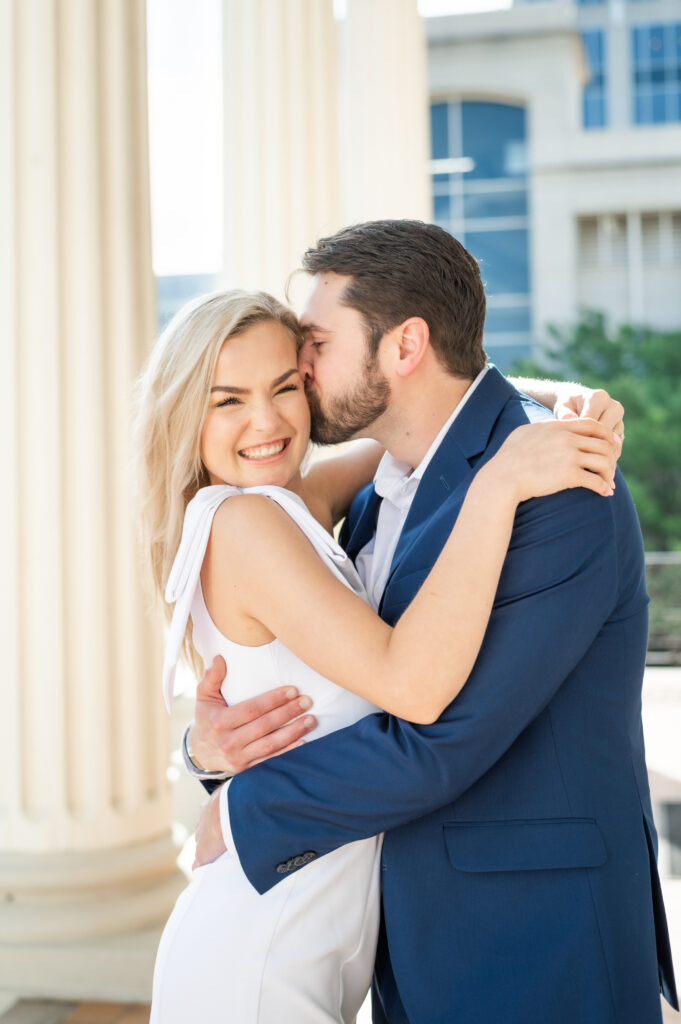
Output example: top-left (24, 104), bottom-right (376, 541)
top-left (150, 485), bottom-right (383, 1024)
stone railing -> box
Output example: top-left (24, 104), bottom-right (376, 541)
top-left (646, 552), bottom-right (681, 665)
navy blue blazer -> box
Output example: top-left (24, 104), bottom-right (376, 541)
top-left (226, 367), bottom-right (677, 1023)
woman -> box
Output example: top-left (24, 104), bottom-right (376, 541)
top-left (135, 290), bottom-right (617, 1023)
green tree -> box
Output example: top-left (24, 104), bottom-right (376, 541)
top-left (511, 312), bottom-right (681, 551)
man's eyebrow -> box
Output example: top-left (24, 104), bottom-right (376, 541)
top-left (210, 369), bottom-right (298, 394)
top-left (300, 323), bottom-right (331, 336)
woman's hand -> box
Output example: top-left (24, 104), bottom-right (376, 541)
top-left (487, 418), bottom-right (621, 505)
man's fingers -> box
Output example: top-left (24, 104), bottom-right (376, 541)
top-left (234, 695), bottom-right (314, 746)
top-left (240, 715), bottom-right (317, 765)
top-left (217, 686), bottom-right (304, 731)
top-left (196, 655), bottom-right (228, 703)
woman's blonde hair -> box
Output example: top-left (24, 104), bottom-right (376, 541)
top-left (133, 289), bottom-right (303, 672)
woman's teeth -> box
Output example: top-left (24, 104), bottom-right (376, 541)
top-left (239, 439), bottom-right (288, 460)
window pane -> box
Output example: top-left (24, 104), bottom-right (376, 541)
top-left (582, 31), bottom-right (608, 129)
top-left (461, 103), bottom-right (527, 181)
top-left (485, 306), bottom-right (532, 333)
top-left (466, 229), bottom-right (530, 294)
top-left (484, 343), bottom-right (534, 372)
top-left (433, 193), bottom-right (451, 225)
top-left (463, 189), bottom-right (528, 219)
top-left (430, 103), bottom-right (449, 161)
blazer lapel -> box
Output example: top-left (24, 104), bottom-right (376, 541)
top-left (341, 484), bottom-right (382, 563)
top-left (382, 366), bottom-right (516, 594)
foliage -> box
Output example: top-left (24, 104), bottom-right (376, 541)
top-left (510, 312), bottom-right (681, 551)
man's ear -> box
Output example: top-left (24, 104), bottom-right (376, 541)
top-left (393, 317), bottom-right (430, 378)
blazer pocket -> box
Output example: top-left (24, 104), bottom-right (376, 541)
top-left (443, 818), bottom-right (607, 873)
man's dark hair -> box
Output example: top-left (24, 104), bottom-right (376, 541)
top-left (302, 219), bottom-right (487, 378)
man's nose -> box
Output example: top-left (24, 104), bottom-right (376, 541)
top-left (298, 342), bottom-right (314, 382)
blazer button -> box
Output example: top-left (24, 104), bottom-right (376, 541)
top-left (275, 861), bottom-right (290, 874)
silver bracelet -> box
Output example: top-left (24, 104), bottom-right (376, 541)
top-left (181, 724), bottom-right (232, 781)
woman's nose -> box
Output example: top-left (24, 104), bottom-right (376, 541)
top-left (251, 400), bottom-right (281, 432)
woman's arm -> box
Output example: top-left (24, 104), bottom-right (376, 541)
top-left (509, 377), bottom-right (625, 436)
top-left (303, 440), bottom-right (384, 526)
top-left (206, 419), bottom-right (617, 725)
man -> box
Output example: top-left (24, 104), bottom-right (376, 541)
top-left (185, 221), bottom-right (677, 1022)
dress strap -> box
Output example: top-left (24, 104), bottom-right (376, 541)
top-left (162, 485), bottom-right (240, 712)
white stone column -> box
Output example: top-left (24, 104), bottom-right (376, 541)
top-left (339, 0), bottom-right (430, 224)
top-left (0, 0), bottom-right (183, 1000)
top-left (221, 0), bottom-right (341, 302)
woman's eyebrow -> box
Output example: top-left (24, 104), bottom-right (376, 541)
top-left (210, 369), bottom-right (298, 394)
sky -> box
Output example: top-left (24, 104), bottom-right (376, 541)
top-left (146, 0), bottom-right (512, 276)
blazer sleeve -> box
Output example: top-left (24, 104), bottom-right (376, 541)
top-left (226, 482), bottom-right (626, 894)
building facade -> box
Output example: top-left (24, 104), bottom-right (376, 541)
top-left (426, 0), bottom-right (681, 370)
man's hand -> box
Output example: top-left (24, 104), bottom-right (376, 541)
top-left (554, 384), bottom-right (625, 439)
top-left (193, 786), bottom-right (227, 869)
top-left (188, 656), bottom-right (317, 775)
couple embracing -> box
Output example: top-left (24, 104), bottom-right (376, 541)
top-left (135, 220), bottom-right (677, 1023)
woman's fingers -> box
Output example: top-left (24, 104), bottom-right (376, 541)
top-left (574, 468), bottom-right (615, 496)
top-left (571, 453), bottom-right (616, 491)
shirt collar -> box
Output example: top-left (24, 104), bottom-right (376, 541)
top-left (373, 365), bottom-right (489, 504)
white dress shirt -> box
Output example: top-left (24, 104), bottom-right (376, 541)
top-left (355, 365), bottom-right (489, 609)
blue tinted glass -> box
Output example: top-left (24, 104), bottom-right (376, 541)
top-left (651, 87), bottom-right (667, 121)
top-left (484, 306), bottom-right (532, 333)
top-left (635, 90), bottom-right (652, 123)
top-left (430, 103), bottom-right (449, 160)
top-left (466, 229), bottom-right (530, 294)
top-left (463, 189), bottom-right (528, 219)
top-left (584, 93), bottom-right (606, 129)
top-left (484, 343), bottom-right (534, 373)
top-left (649, 25), bottom-right (666, 63)
top-left (633, 27), bottom-right (646, 64)
top-left (583, 30), bottom-right (602, 67)
top-left (676, 24), bottom-right (681, 60)
top-left (461, 103), bottom-right (527, 180)
top-left (433, 194), bottom-right (451, 224)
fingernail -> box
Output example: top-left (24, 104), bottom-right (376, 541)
top-left (613, 432), bottom-right (622, 444)
top-left (298, 696), bottom-right (313, 711)
top-left (303, 716), bottom-right (316, 729)
top-left (285, 687), bottom-right (298, 699)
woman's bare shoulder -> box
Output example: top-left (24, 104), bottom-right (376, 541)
top-left (210, 492), bottom-right (309, 561)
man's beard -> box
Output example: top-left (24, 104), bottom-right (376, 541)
top-left (306, 354), bottom-right (391, 445)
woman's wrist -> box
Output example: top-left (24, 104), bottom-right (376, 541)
top-left (472, 458), bottom-right (523, 510)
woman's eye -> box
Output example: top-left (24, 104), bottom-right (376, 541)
top-left (276, 384), bottom-right (299, 396)
top-left (215, 396), bottom-right (240, 408)
top-left (311, 341), bottom-right (324, 351)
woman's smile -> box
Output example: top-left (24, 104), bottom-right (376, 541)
top-left (238, 437), bottom-right (292, 462)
